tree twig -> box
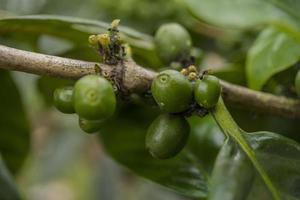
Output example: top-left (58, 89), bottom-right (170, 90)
top-left (0, 44), bottom-right (299, 119)
top-left (220, 81), bottom-right (300, 119)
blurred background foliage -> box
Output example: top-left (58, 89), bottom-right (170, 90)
top-left (0, 0), bottom-right (299, 199)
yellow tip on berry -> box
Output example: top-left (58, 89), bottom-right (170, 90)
top-left (180, 68), bottom-right (189, 76)
top-left (97, 34), bottom-right (110, 48)
top-left (88, 35), bottom-right (98, 45)
top-left (188, 72), bottom-right (198, 81)
top-left (111, 19), bottom-right (120, 29)
top-left (188, 65), bottom-right (197, 72)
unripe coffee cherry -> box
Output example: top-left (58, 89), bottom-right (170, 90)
top-left (154, 23), bottom-right (192, 64)
top-left (79, 118), bottom-right (102, 134)
top-left (74, 75), bottom-right (116, 120)
top-left (146, 114), bottom-right (190, 159)
top-left (194, 75), bottom-right (221, 108)
top-left (295, 70), bottom-right (300, 97)
top-left (151, 70), bottom-right (193, 113)
top-left (53, 86), bottom-right (75, 114)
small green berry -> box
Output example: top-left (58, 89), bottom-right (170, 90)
top-left (194, 75), bottom-right (221, 108)
top-left (79, 118), bottom-right (102, 134)
top-left (151, 70), bottom-right (193, 113)
top-left (146, 114), bottom-right (190, 159)
top-left (295, 70), bottom-right (300, 97)
top-left (74, 75), bottom-right (116, 120)
top-left (53, 86), bottom-right (75, 114)
top-left (155, 23), bottom-right (192, 64)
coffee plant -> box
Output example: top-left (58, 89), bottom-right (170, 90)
top-left (0, 0), bottom-right (300, 200)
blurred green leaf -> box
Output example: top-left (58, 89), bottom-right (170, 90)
top-left (99, 103), bottom-right (208, 198)
top-left (246, 27), bottom-right (300, 90)
top-left (187, 115), bottom-right (224, 172)
top-left (0, 0), bottom-right (46, 15)
top-left (0, 70), bottom-right (30, 174)
top-left (0, 32), bottom-right (39, 52)
top-left (210, 131), bottom-right (300, 200)
top-left (0, 15), bottom-right (153, 48)
top-left (40, 0), bottom-right (101, 18)
top-left (229, 106), bottom-right (300, 142)
top-left (59, 46), bottom-right (100, 62)
top-left (37, 34), bottom-right (73, 55)
top-left (96, 0), bottom-right (183, 33)
top-left (0, 15), bottom-right (162, 68)
top-left (0, 155), bottom-right (22, 200)
top-left (183, 0), bottom-right (300, 40)
top-left (213, 63), bottom-right (246, 85)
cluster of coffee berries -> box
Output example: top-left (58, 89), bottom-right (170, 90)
top-left (146, 67), bottom-right (221, 159)
top-left (53, 21), bottom-right (221, 160)
top-left (53, 20), bottom-right (124, 134)
top-left (144, 23), bottom-right (221, 159)
top-left (53, 75), bottom-right (116, 134)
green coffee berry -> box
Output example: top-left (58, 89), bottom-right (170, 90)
top-left (146, 114), bottom-right (190, 159)
top-left (79, 117), bottom-right (102, 134)
top-left (151, 70), bottom-right (193, 113)
top-left (74, 75), bottom-right (116, 120)
top-left (154, 23), bottom-right (192, 64)
top-left (194, 75), bottom-right (221, 108)
top-left (295, 70), bottom-right (300, 97)
top-left (53, 86), bottom-right (75, 114)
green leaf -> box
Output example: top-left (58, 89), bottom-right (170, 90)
top-left (0, 15), bottom-right (162, 68)
top-left (210, 131), bottom-right (300, 200)
top-left (0, 70), bottom-right (30, 174)
top-left (40, 0), bottom-right (101, 18)
top-left (187, 115), bottom-right (224, 172)
top-left (212, 98), bottom-right (300, 199)
top-left (246, 27), bottom-right (300, 90)
top-left (0, 15), bottom-right (153, 49)
top-left (246, 131), bottom-right (300, 199)
top-left (58, 46), bottom-right (100, 62)
top-left (213, 63), bottom-right (246, 85)
top-left (0, 0), bottom-right (46, 15)
top-left (212, 98), bottom-right (280, 199)
top-left (98, 103), bottom-right (208, 198)
top-left (209, 139), bottom-right (255, 200)
top-left (183, 0), bottom-right (300, 40)
top-left (0, 155), bottom-right (22, 200)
